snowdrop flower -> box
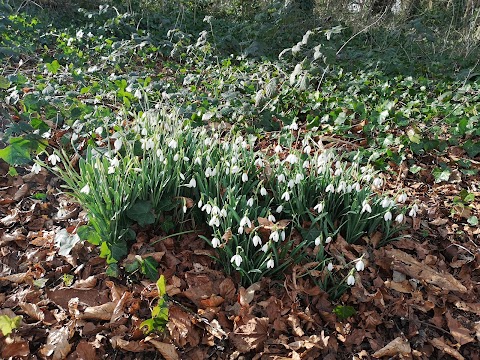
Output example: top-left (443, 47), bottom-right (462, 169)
top-left (262, 244), bottom-right (269, 252)
top-left (276, 205), bottom-right (283, 213)
top-left (268, 214), bottom-right (276, 222)
top-left (281, 231), bottom-right (285, 241)
top-left (48, 154), bottom-right (61, 166)
top-left (211, 237), bottom-right (220, 248)
top-left (277, 174), bottom-right (286, 183)
top-left (336, 181), bottom-right (346, 193)
top-left (295, 173), bottom-right (304, 184)
top-left (252, 234), bottom-right (262, 247)
top-left (397, 193), bottom-right (408, 203)
top-left (289, 121), bottom-right (298, 130)
top-left (314, 237), bottom-right (321, 246)
top-left (194, 157), bottom-right (201, 165)
top-left (281, 191), bottom-right (290, 201)
top-left (168, 139), bottom-right (178, 149)
top-left (353, 182), bottom-right (361, 192)
top-left (334, 168), bottom-right (343, 176)
top-left (381, 197), bottom-right (392, 208)
top-left (202, 203), bottom-right (212, 214)
top-left (247, 198), bottom-right (254, 207)
top-left (80, 184), bottom-right (90, 194)
top-left (209, 215), bottom-right (220, 227)
top-left (409, 203), bottom-right (419, 217)
top-left (303, 145), bottom-right (311, 154)
top-left (288, 179), bottom-right (295, 189)
top-left (347, 274), bottom-right (355, 286)
top-left (285, 154), bottom-right (298, 164)
top-left (242, 173), bottom-right (248, 182)
top-left (183, 205), bottom-right (187, 213)
top-left (134, 89), bottom-right (142, 99)
top-left (254, 158), bottom-right (263, 167)
top-left (231, 165), bottom-right (240, 174)
top-left (327, 262), bottom-right (334, 271)
top-left (372, 177), bottom-right (383, 188)
top-left (185, 178), bottom-right (197, 188)
top-left (198, 199), bottom-right (203, 209)
top-left (270, 231), bottom-right (280, 242)
top-left (31, 163), bottom-right (42, 174)
top-left (355, 259), bottom-right (365, 272)
top-left (326, 184), bottom-right (335, 193)
top-left (361, 200), bottom-right (372, 214)
top-left (384, 211), bottom-right (392, 221)
top-left (325, 236), bottom-right (332, 244)
top-left (240, 215), bottom-right (252, 229)
top-left (231, 254), bottom-right (243, 267)
top-left (220, 208), bottom-right (227, 218)
top-left (303, 160), bottom-right (310, 169)
top-left (173, 154), bottom-right (179, 161)
top-left (141, 138), bottom-right (155, 151)
top-left (314, 202), bottom-right (324, 213)
top-left (266, 258), bottom-right (275, 269)
top-left (114, 138), bottom-right (123, 152)
top-left (274, 144), bottom-right (282, 153)
top-left (395, 213), bottom-right (404, 223)
top-left (260, 187), bottom-right (267, 196)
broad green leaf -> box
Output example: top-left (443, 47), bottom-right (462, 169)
top-left (77, 225), bottom-right (101, 245)
top-left (0, 142), bottom-right (31, 165)
top-left (333, 305), bottom-right (356, 320)
top-left (46, 60), bottom-right (61, 74)
top-left (409, 165), bottom-right (423, 174)
top-left (0, 75), bottom-right (11, 89)
top-left (406, 128), bottom-right (421, 144)
top-left (0, 315), bottom-right (22, 336)
top-left (432, 167), bottom-right (451, 183)
top-left (157, 274), bottom-right (166, 296)
top-left (126, 200), bottom-right (155, 227)
top-left (467, 216), bottom-right (478, 226)
top-left (142, 257), bottom-right (159, 281)
top-left (106, 263), bottom-right (120, 278)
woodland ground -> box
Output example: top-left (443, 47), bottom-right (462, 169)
top-left (1, 2), bottom-right (480, 359)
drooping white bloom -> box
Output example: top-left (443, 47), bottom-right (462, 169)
top-left (48, 154), bottom-right (61, 166)
top-left (183, 205), bottom-right (187, 213)
top-left (173, 154), bottom-right (179, 161)
top-left (277, 174), bottom-right (286, 183)
top-left (260, 187), bottom-right (267, 196)
top-left (285, 154), bottom-right (298, 164)
top-left (381, 197), bottom-right (392, 208)
top-left (254, 158), bottom-right (263, 167)
top-left (202, 203), bottom-right (212, 214)
top-left (247, 198), bottom-right (254, 207)
top-left (194, 157), bottom-right (201, 165)
top-left (347, 274), bottom-right (355, 286)
top-left (361, 200), bottom-right (372, 214)
top-left (336, 181), bottom-right (346, 193)
top-left (384, 211), bottom-right (392, 221)
top-left (252, 234), bottom-right (262, 247)
top-left (372, 177), bottom-right (383, 188)
top-left (326, 184), bottom-right (335, 193)
top-left (274, 144), bottom-right (282, 153)
top-left (240, 215), bottom-right (252, 229)
top-left (303, 160), bottom-right (310, 169)
top-left (314, 237), bottom-right (321, 246)
top-left (409, 203), bottom-right (419, 217)
top-left (303, 145), bottom-right (311, 154)
top-left (276, 205), bottom-right (283, 213)
top-left (186, 178), bottom-right (197, 188)
top-left (314, 202), bottom-right (324, 213)
top-left (242, 173), bottom-right (248, 182)
top-left (114, 138), bottom-right (123, 151)
top-left (281, 231), bottom-right (285, 241)
top-left (397, 193), bottom-right (408, 203)
top-left (288, 179), bottom-right (295, 189)
top-left (211, 237), bottom-right (220, 248)
top-left (31, 163), bottom-right (42, 174)
top-left (334, 168), bottom-right (343, 176)
top-left (231, 254), bottom-right (243, 267)
top-left (268, 214), bottom-right (276, 222)
top-left (289, 121), bottom-right (298, 130)
top-left (220, 208), bottom-right (227, 218)
top-left (262, 244), bottom-right (269, 252)
top-left (353, 182), bottom-right (361, 192)
top-left (355, 259), bottom-right (365, 272)
top-left (266, 258), bottom-right (275, 269)
top-left (198, 199), bottom-right (203, 208)
top-left (295, 173), bottom-right (304, 184)
top-left (209, 215), bottom-right (220, 227)
top-left (281, 191), bottom-right (290, 201)
top-left (325, 236), bottom-right (332, 244)
top-left (395, 213), bottom-right (404, 223)
top-left (231, 165), bottom-right (240, 174)
top-left (327, 262), bottom-right (334, 271)
top-left (168, 139), bottom-right (178, 149)
top-left (269, 231), bottom-right (280, 242)
top-left (80, 184), bottom-right (90, 194)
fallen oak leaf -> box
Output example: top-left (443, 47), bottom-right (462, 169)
top-left (445, 311), bottom-right (475, 346)
top-left (39, 326), bottom-right (72, 360)
top-left (229, 317), bottom-right (269, 353)
top-left (146, 337), bottom-right (179, 360)
top-left (77, 302), bottom-right (116, 321)
top-left (372, 336), bottom-right (412, 358)
top-left (111, 336), bottom-right (154, 352)
top-left (1, 336), bottom-right (30, 358)
top-left (429, 337), bottom-right (465, 360)
top-left (19, 302), bottom-right (44, 322)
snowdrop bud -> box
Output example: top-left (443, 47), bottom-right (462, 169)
top-left (183, 205), bottom-right (187, 213)
top-left (247, 198), bottom-right (254, 207)
top-left (395, 213), bottom-right (404, 223)
top-left (325, 236), bottom-right (332, 244)
top-left (260, 187), bottom-right (267, 196)
top-left (355, 259), bottom-right (365, 272)
top-left (314, 237), bottom-right (321, 246)
top-left (384, 211), bottom-right (392, 221)
top-left (114, 138), bottom-right (123, 151)
top-left (281, 231), bottom-right (285, 241)
top-left (187, 178), bottom-right (196, 188)
top-left (347, 274), bottom-right (355, 286)
top-left (276, 205), bottom-right (283, 214)
top-left (80, 184), bottom-right (90, 194)
top-left (242, 173), bottom-right (248, 182)
top-left (266, 258), bottom-right (275, 269)
top-left (198, 199), bottom-right (203, 208)
top-left (212, 237), bottom-right (220, 248)
top-left (327, 262), bottom-right (334, 271)
top-left (173, 154), bottom-right (179, 161)
top-left (252, 235), bottom-right (262, 247)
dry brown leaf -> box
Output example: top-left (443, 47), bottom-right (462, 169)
top-left (429, 218), bottom-right (449, 226)
top-left (146, 338), bottom-right (179, 360)
top-left (20, 302), bottom-right (44, 321)
top-left (72, 276), bottom-right (97, 289)
top-left (238, 282), bottom-right (261, 307)
top-left (219, 278), bottom-right (236, 301)
top-left (1, 336), bottom-right (30, 358)
top-left (372, 337), bottom-right (411, 358)
top-left (13, 183), bottom-right (29, 201)
top-left (167, 306), bottom-right (200, 347)
top-left (111, 291), bottom-right (131, 323)
top-left (0, 272), bottom-right (32, 284)
top-left (39, 326), bottom-right (72, 360)
top-left (229, 317), bottom-right (269, 353)
top-left (46, 288), bottom-right (110, 309)
top-left (445, 311), bottom-right (475, 345)
top-left (287, 313), bottom-right (304, 337)
top-left (111, 336), bottom-right (153, 352)
top-left (386, 249), bottom-right (467, 293)
top-left (74, 341), bottom-right (97, 360)
top-left (78, 302), bottom-right (116, 321)
top-left (454, 301), bottom-right (480, 315)
top-left (430, 337), bottom-right (465, 360)
top-left (287, 332), bottom-right (329, 351)
top-left (200, 294), bottom-right (224, 308)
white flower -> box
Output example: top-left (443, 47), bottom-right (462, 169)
top-left (198, 199), bottom-right (203, 208)
top-left (353, 182), bottom-right (361, 192)
top-left (361, 200), bottom-right (372, 214)
top-left (347, 274), bottom-right (355, 286)
top-left (262, 244), bottom-right (269, 252)
top-left (285, 154), bottom-right (298, 164)
top-left (274, 144), bottom-right (282, 153)
top-left (372, 177), bottom-right (383, 188)
top-left (289, 121), bottom-right (298, 130)
top-left (397, 193), bottom-right (408, 203)
top-left (114, 138), bottom-right (123, 151)
top-left (80, 184), bottom-right (90, 194)
top-left (276, 205), bottom-right (283, 213)
top-left (252, 234), bottom-right (262, 247)
top-left (269, 231), bottom-right (279, 242)
top-left (173, 154), bottom-right (179, 161)
top-left (384, 211), bottom-right (392, 221)
top-left (31, 163), bottom-right (42, 174)
top-left (183, 205), bottom-right (187, 213)
top-left (209, 215), bottom-right (220, 227)
top-left (254, 158), bottom-right (263, 167)
top-left (231, 254), bottom-right (243, 267)
top-left (240, 215), bottom-right (252, 229)
top-left (220, 208), bottom-right (227, 217)
top-left (334, 168), bottom-right (343, 176)
top-left (336, 181), bottom-right (346, 193)
top-left (48, 154), bottom-right (61, 166)
top-left (168, 139), bottom-right (178, 149)
top-left (247, 198), bottom-right (254, 207)
top-left (277, 174), bottom-right (286, 183)
top-left (288, 179), bottom-right (295, 189)
top-left (134, 89), bottom-right (142, 99)
top-left (355, 259), bottom-right (365, 272)
top-left (314, 202), bottom-right (324, 213)
top-left (268, 214), bottom-right (276, 222)
top-left (281, 231), bottom-right (285, 241)
top-left (381, 197), bottom-right (392, 208)
top-left (260, 187), bottom-right (267, 196)
top-left (409, 203), bottom-right (419, 217)
top-left (314, 237), bottom-right (321, 246)
top-left (242, 173), bottom-right (248, 182)
top-left (281, 191), bottom-right (290, 201)
top-left (326, 184), bottom-right (335, 193)
top-left (211, 237), bottom-right (220, 248)
top-left (303, 145), bottom-right (311, 154)
top-left (327, 262), bottom-right (334, 271)
top-left (194, 157), bottom-right (201, 165)
top-left (231, 165), bottom-right (240, 174)
top-left (295, 173), bottom-right (304, 184)
top-left (395, 213), bottom-right (404, 223)
top-left (266, 258), bottom-right (275, 269)
top-left (303, 160), bottom-right (310, 169)
top-left (186, 178), bottom-right (197, 188)
top-left (205, 167), bottom-right (217, 177)
top-left (202, 203), bottom-right (212, 214)
top-left (325, 236), bottom-right (332, 244)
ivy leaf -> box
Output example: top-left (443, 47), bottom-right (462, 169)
top-left (432, 167), bottom-right (451, 183)
top-left (333, 305), bottom-right (356, 320)
top-left (0, 315), bottom-right (22, 336)
top-left (142, 257), bottom-right (159, 281)
top-left (126, 200), bottom-right (155, 227)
